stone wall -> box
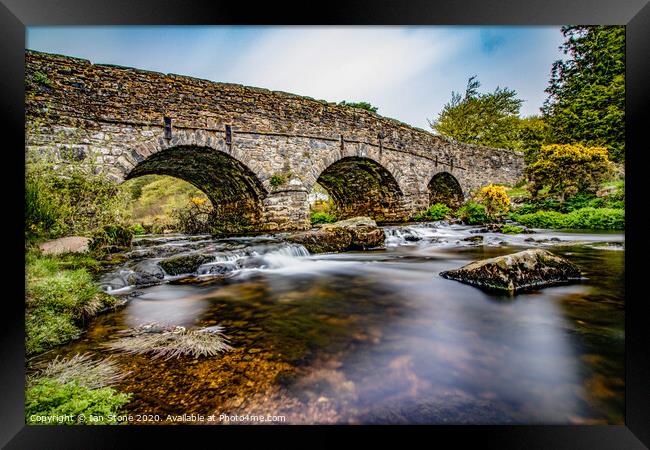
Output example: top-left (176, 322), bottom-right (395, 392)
top-left (25, 50), bottom-right (525, 232)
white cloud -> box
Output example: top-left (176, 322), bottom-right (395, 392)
top-left (223, 27), bottom-right (469, 104)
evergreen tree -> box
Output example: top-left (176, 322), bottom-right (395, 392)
top-left (542, 26), bottom-right (625, 162)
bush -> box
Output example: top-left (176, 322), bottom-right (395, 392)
top-left (500, 225), bottom-right (524, 234)
top-left (476, 184), bottom-right (510, 220)
top-left (25, 172), bottom-right (65, 240)
top-left (90, 225), bottom-right (134, 252)
top-left (510, 210), bottom-right (568, 229)
top-left (526, 143), bottom-right (613, 201)
top-left (131, 223), bottom-right (146, 235)
top-left (456, 201), bottom-right (489, 225)
top-left (25, 379), bottom-right (130, 425)
top-left (565, 207), bottom-right (624, 230)
top-left (511, 207), bottom-right (624, 230)
top-left (311, 211), bottom-right (336, 225)
top-left (25, 155), bottom-right (131, 241)
top-left (172, 197), bottom-right (216, 234)
top-left (413, 203), bottom-right (452, 221)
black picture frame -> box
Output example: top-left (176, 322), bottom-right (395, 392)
top-left (2, 0), bottom-right (648, 447)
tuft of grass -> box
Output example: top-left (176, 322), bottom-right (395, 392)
top-left (270, 174), bottom-right (287, 187)
top-left (104, 323), bottom-right (232, 360)
top-left (25, 353), bottom-right (131, 425)
top-left (28, 353), bottom-right (129, 389)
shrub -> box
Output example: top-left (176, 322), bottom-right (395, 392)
top-left (131, 223), bottom-right (146, 235)
top-left (90, 224), bottom-right (134, 252)
top-left (25, 154), bottom-right (131, 241)
top-left (172, 197), bottom-right (216, 234)
top-left (311, 211), bottom-right (336, 225)
top-left (500, 225), bottom-right (524, 234)
top-left (476, 184), bottom-right (510, 220)
top-left (510, 210), bottom-right (568, 229)
top-left (413, 203), bottom-right (452, 221)
top-left (526, 144), bottom-right (613, 201)
top-left (511, 207), bottom-right (624, 230)
top-left (456, 201), bottom-right (489, 225)
top-left (25, 379), bottom-right (130, 425)
top-left (564, 207), bottom-right (624, 230)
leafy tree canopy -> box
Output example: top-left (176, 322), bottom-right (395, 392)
top-left (525, 144), bottom-right (613, 201)
top-left (429, 76), bottom-right (523, 150)
top-left (542, 26), bottom-right (625, 162)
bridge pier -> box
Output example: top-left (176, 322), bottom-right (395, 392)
top-left (262, 189), bottom-right (311, 232)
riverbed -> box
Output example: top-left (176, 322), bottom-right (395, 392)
top-left (32, 222), bottom-right (624, 425)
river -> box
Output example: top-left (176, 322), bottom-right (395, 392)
top-left (32, 222), bottom-right (625, 425)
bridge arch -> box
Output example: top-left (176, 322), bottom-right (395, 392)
top-left (315, 156), bottom-right (405, 223)
top-left (427, 171), bottom-right (464, 208)
top-left (124, 143), bottom-right (267, 233)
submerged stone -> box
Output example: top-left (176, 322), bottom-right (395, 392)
top-left (439, 248), bottom-right (582, 293)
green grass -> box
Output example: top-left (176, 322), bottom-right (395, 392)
top-left (505, 186), bottom-right (529, 199)
top-left (26, 354), bottom-right (131, 425)
top-left (25, 251), bottom-right (119, 355)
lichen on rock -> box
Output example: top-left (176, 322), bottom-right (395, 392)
top-left (439, 248), bottom-right (582, 294)
top-left (287, 216), bottom-right (385, 253)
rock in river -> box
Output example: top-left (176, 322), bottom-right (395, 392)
top-left (158, 253), bottom-right (215, 276)
top-left (439, 248), bottom-right (582, 293)
top-left (288, 216), bottom-right (385, 253)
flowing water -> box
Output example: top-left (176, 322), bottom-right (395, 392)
top-left (33, 223), bottom-right (624, 425)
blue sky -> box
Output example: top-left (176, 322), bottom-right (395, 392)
top-left (26, 26), bottom-right (565, 130)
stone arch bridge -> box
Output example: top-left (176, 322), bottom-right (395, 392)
top-left (25, 50), bottom-right (524, 233)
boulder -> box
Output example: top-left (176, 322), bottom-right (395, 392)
top-left (288, 216), bottom-right (385, 253)
top-left (439, 248), bottom-right (582, 293)
top-left (39, 236), bottom-right (91, 255)
top-left (158, 253), bottom-right (215, 275)
top-left (131, 260), bottom-right (166, 285)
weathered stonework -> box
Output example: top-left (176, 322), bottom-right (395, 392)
top-left (25, 50), bottom-right (525, 232)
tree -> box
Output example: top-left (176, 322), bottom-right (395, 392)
top-left (542, 26), bottom-right (625, 162)
top-left (525, 144), bottom-right (613, 201)
top-left (338, 101), bottom-right (378, 113)
top-left (518, 115), bottom-right (551, 164)
top-left (430, 76), bottom-right (523, 150)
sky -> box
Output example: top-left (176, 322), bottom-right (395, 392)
top-left (26, 26), bottom-right (566, 130)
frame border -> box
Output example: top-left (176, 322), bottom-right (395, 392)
top-left (2, 0), bottom-right (648, 447)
